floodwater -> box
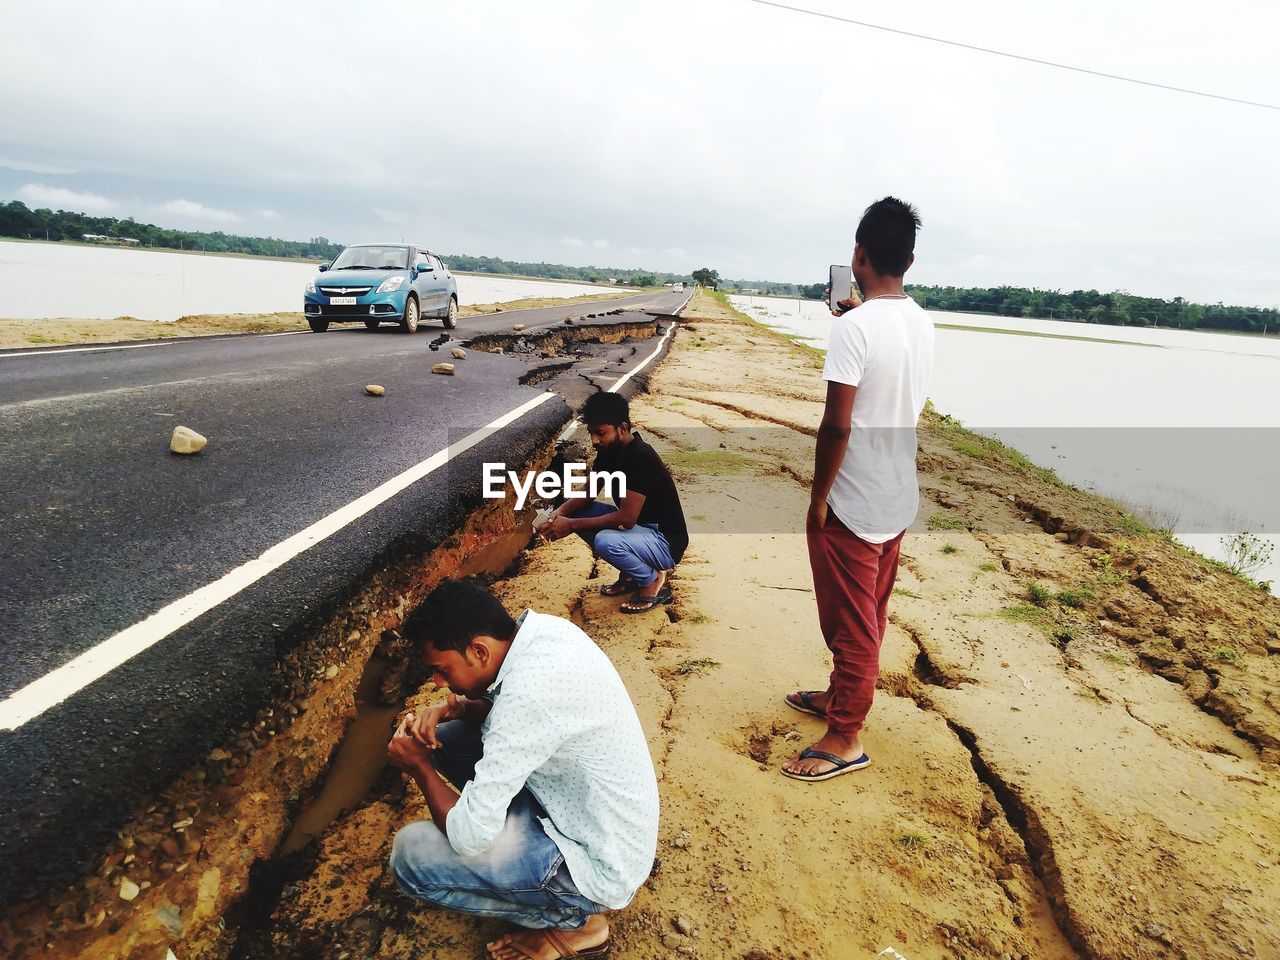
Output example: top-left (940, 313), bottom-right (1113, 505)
top-left (0, 240), bottom-right (630, 322)
top-left (731, 295), bottom-right (1280, 585)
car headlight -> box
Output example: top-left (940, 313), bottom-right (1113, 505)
top-left (376, 276), bottom-right (406, 294)
top-left (305, 280), bottom-right (317, 293)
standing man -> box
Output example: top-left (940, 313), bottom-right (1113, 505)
top-left (782, 197), bottom-right (935, 782)
top-left (536, 392), bottom-right (688, 614)
top-left (387, 578), bottom-right (659, 960)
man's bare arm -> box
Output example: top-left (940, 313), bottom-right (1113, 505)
top-left (809, 381), bottom-right (857, 526)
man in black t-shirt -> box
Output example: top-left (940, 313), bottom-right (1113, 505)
top-left (535, 393), bottom-right (688, 614)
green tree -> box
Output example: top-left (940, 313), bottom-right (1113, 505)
top-left (692, 267), bottom-right (720, 288)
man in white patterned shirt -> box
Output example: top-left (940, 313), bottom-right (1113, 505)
top-left (388, 578), bottom-right (659, 960)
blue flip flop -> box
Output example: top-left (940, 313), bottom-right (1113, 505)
top-left (784, 690), bottom-right (826, 717)
top-left (781, 746), bottom-right (871, 782)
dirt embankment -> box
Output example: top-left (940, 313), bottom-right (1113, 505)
top-left (9, 291), bottom-right (1280, 960)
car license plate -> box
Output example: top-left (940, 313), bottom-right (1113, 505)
top-left (329, 296), bottom-right (357, 305)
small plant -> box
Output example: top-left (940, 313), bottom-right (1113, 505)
top-left (893, 587), bottom-right (922, 599)
top-left (1212, 647), bottom-right (1242, 665)
top-left (1026, 582), bottom-right (1053, 606)
top-left (675, 657), bottom-right (721, 676)
top-left (898, 833), bottom-right (929, 849)
top-left (970, 561), bottom-right (999, 584)
top-left (1100, 650), bottom-right (1126, 665)
top-left (928, 514), bottom-right (967, 531)
top-left (1115, 512), bottom-right (1149, 536)
top-left (685, 612), bottom-right (714, 625)
top-left (1091, 552), bottom-right (1127, 587)
top-left (1220, 532), bottom-right (1274, 579)
top-left (941, 544), bottom-right (959, 555)
top-left (1054, 587), bottom-right (1097, 609)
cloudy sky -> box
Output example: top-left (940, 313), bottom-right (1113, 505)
top-left (2, 0), bottom-right (1278, 305)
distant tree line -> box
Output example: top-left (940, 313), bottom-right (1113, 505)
top-left (905, 285), bottom-right (1279, 334)
top-left (0, 200), bottom-right (342, 260)
top-left (6, 200), bottom-right (1273, 332)
top-left (722, 277), bottom-right (1279, 335)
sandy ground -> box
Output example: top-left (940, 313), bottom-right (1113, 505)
top-left (8, 291), bottom-right (1279, 960)
top-left (0, 291), bottom-right (632, 349)
top-left (227, 291), bottom-right (1280, 960)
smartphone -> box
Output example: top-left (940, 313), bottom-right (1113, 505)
top-left (828, 264), bottom-right (852, 312)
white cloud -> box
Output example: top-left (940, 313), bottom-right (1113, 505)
top-left (159, 199), bottom-right (239, 223)
top-left (592, 239), bottom-right (610, 250)
top-left (256, 208), bottom-right (280, 220)
top-left (16, 182), bottom-right (115, 212)
top-left (1, 157), bottom-right (80, 174)
top-left (373, 206), bottom-right (409, 225)
top-left (561, 237), bottom-right (584, 247)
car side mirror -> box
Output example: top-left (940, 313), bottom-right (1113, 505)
top-left (415, 262), bottom-right (431, 273)
top-left (318, 262), bottom-right (329, 272)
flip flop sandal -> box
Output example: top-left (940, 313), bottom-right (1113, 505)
top-left (784, 690), bottom-right (826, 717)
top-left (505, 929), bottom-right (612, 959)
top-left (600, 576), bottom-right (640, 597)
top-left (620, 585), bottom-right (673, 614)
top-left (780, 746), bottom-right (871, 782)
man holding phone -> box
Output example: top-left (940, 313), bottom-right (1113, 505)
top-left (782, 197), bottom-right (935, 782)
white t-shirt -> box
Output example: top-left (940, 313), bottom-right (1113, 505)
top-left (821, 296), bottom-right (935, 542)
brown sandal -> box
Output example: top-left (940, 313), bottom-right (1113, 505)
top-left (505, 928), bottom-right (612, 959)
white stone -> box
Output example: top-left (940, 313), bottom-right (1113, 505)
top-left (451, 347), bottom-right (467, 359)
top-left (119, 878), bottom-right (140, 901)
top-left (432, 363), bottom-right (455, 375)
top-left (170, 426), bottom-right (207, 455)
top-left (364, 384), bottom-right (385, 396)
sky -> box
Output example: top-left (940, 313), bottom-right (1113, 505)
top-left (2, 0), bottom-right (1278, 306)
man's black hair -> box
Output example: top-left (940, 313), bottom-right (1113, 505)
top-left (402, 578), bottom-right (517, 654)
top-left (854, 196), bottom-right (921, 277)
top-left (580, 391), bottom-right (630, 429)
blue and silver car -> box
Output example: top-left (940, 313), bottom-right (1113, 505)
top-left (303, 243), bottom-right (459, 333)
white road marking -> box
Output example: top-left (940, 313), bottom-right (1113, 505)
top-left (0, 391), bottom-right (558, 731)
top-left (557, 318), bottom-right (678, 441)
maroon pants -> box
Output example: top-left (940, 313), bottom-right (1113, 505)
top-left (807, 513), bottom-right (904, 737)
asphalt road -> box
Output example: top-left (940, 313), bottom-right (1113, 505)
top-left (0, 287), bottom-right (687, 902)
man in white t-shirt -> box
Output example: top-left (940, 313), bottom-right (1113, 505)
top-left (782, 197), bottom-right (935, 782)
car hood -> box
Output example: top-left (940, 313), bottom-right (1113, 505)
top-left (315, 268), bottom-right (401, 285)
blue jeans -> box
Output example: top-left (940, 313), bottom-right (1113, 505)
top-left (390, 720), bottom-right (606, 929)
top-left (574, 501), bottom-right (675, 587)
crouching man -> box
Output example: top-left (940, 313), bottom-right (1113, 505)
top-left (535, 392), bottom-right (688, 614)
top-left (387, 578), bottom-right (659, 960)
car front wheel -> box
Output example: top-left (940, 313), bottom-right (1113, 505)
top-left (443, 296), bottom-right (458, 329)
top-left (400, 296), bottom-right (419, 334)
top-left (308, 317), bottom-right (329, 333)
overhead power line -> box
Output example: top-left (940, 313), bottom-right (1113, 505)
top-left (744, 0), bottom-right (1280, 112)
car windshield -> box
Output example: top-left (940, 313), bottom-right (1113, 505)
top-left (331, 245), bottom-right (409, 271)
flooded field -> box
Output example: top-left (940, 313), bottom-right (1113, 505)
top-left (0, 241), bottom-right (630, 321)
top-left (732, 294), bottom-right (1280, 585)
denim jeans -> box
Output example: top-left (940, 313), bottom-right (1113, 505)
top-left (390, 720), bottom-right (606, 929)
top-left (574, 501), bottom-right (675, 587)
